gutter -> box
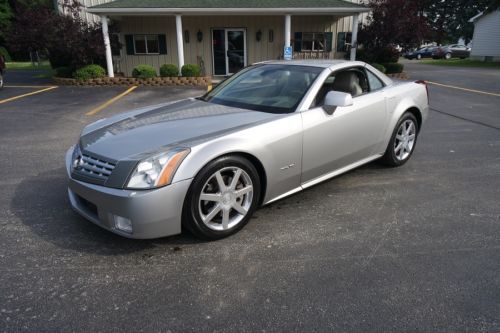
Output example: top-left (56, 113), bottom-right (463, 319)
top-left (87, 7), bottom-right (371, 15)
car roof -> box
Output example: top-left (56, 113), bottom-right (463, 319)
top-left (258, 59), bottom-right (367, 69)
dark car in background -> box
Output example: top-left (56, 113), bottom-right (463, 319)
top-left (432, 44), bottom-right (471, 59)
top-left (404, 47), bottom-right (437, 60)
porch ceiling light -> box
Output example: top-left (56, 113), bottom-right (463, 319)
top-left (197, 30), bottom-right (203, 42)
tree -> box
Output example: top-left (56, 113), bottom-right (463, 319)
top-left (0, 0), bottom-right (13, 44)
top-left (425, 0), bottom-right (500, 44)
top-left (6, 0), bottom-right (106, 69)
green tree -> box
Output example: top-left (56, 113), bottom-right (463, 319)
top-left (0, 0), bottom-right (13, 44)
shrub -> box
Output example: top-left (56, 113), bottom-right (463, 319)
top-left (160, 64), bottom-right (179, 77)
top-left (73, 64), bottom-right (106, 80)
top-left (371, 63), bottom-right (386, 73)
top-left (54, 66), bottom-right (73, 78)
top-left (373, 46), bottom-right (400, 63)
top-left (0, 46), bottom-right (12, 62)
top-left (132, 64), bottom-right (157, 78)
top-left (382, 62), bottom-right (404, 74)
top-left (181, 64), bottom-right (201, 77)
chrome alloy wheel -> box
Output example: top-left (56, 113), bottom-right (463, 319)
top-left (394, 119), bottom-right (416, 161)
top-left (198, 167), bottom-right (254, 231)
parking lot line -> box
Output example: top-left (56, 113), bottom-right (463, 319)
top-left (86, 85), bottom-right (138, 116)
top-left (427, 81), bottom-right (500, 97)
top-left (0, 86), bottom-right (58, 105)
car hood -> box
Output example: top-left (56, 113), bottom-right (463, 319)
top-left (80, 99), bottom-right (282, 161)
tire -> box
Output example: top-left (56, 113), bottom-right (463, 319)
top-left (182, 155), bottom-right (261, 240)
top-left (445, 53), bottom-right (451, 60)
top-left (416, 54), bottom-right (422, 60)
top-left (381, 112), bottom-right (419, 167)
top-left (0, 72), bottom-right (3, 89)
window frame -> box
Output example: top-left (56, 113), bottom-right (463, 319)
top-left (301, 32), bottom-right (326, 52)
top-left (133, 34), bottom-right (160, 55)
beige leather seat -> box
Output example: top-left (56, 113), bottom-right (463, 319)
top-left (332, 71), bottom-right (363, 96)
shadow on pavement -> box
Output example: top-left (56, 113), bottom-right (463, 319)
top-left (10, 167), bottom-right (203, 255)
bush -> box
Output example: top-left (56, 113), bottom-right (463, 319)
top-left (73, 64), bottom-right (106, 80)
top-left (54, 66), bottom-right (73, 78)
top-left (382, 62), bottom-right (404, 74)
top-left (132, 64), bottom-right (157, 78)
top-left (371, 63), bottom-right (386, 73)
top-left (181, 64), bottom-right (201, 77)
top-left (0, 46), bottom-right (12, 62)
top-left (160, 64), bottom-right (179, 77)
top-left (373, 46), bottom-right (400, 63)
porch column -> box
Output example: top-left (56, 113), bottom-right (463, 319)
top-left (284, 14), bottom-right (291, 48)
top-left (350, 14), bottom-right (359, 61)
top-left (100, 15), bottom-right (114, 78)
top-left (175, 14), bottom-right (185, 75)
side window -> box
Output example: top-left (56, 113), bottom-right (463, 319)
top-left (366, 69), bottom-right (384, 91)
top-left (310, 67), bottom-right (369, 108)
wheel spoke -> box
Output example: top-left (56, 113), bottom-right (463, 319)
top-left (394, 142), bottom-right (403, 153)
top-left (200, 193), bottom-right (221, 202)
top-left (396, 134), bottom-right (405, 141)
top-left (229, 169), bottom-right (242, 190)
top-left (215, 171), bottom-right (227, 191)
top-left (232, 203), bottom-right (248, 215)
top-left (406, 122), bottom-right (414, 134)
top-left (203, 204), bottom-right (221, 223)
top-left (408, 134), bottom-right (416, 141)
top-left (235, 185), bottom-right (253, 198)
top-left (221, 209), bottom-right (230, 229)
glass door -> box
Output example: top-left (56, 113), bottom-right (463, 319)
top-left (212, 28), bottom-right (247, 76)
top-left (225, 29), bottom-right (246, 75)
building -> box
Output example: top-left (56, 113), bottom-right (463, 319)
top-left (469, 9), bottom-right (500, 61)
top-left (73, 0), bottom-right (371, 77)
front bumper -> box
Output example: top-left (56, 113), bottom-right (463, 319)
top-left (66, 147), bottom-right (192, 239)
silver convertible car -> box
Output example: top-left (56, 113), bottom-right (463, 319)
top-left (66, 60), bottom-right (428, 240)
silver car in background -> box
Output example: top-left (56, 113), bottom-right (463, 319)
top-left (66, 60), bottom-right (429, 240)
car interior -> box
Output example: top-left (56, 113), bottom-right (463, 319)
top-left (312, 68), bottom-right (369, 107)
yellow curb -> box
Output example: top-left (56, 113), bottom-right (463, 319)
top-left (0, 86), bottom-right (58, 105)
top-left (427, 81), bottom-right (500, 97)
top-left (86, 86), bottom-right (138, 116)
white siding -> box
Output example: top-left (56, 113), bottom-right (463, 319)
top-left (471, 10), bottom-right (500, 58)
top-left (59, 0), bottom-right (115, 24)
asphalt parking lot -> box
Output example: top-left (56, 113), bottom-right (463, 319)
top-left (0, 64), bottom-right (499, 332)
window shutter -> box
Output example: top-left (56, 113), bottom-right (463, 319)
top-left (294, 32), bottom-right (302, 52)
top-left (325, 32), bottom-right (333, 52)
top-left (125, 35), bottom-right (134, 55)
top-left (158, 34), bottom-right (167, 54)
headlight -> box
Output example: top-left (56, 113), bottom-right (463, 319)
top-left (71, 144), bottom-right (82, 172)
top-left (126, 148), bottom-right (190, 189)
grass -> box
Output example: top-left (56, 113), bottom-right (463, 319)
top-left (420, 58), bottom-right (500, 68)
top-left (5, 61), bottom-right (52, 71)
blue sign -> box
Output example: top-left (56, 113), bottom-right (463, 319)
top-left (284, 46), bottom-right (293, 60)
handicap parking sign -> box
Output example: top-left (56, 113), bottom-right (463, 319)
top-left (284, 46), bottom-right (293, 60)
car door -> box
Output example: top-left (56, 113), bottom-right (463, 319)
top-left (300, 67), bottom-right (388, 184)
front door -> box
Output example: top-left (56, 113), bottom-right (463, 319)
top-left (212, 28), bottom-right (247, 76)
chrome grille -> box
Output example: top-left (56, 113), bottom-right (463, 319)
top-left (76, 153), bottom-right (115, 181)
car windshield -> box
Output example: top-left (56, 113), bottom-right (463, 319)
top-left (200, 64), bottom-right (323, 113)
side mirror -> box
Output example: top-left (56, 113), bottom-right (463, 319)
top-left (323, 91), bottom-right (353, 115)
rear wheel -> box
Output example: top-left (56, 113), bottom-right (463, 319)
top-left (445, 53), bottom-right (452, 60)
top-left (381, 112), bottom-right (419, 167)
top-left (183, 155), bottom-right (261, 240)
top-left (0, 72), bottom-right (3, 89)
top-left (417, 54), bottom-right (422, 60)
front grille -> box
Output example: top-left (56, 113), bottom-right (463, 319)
top-left (76, 153), bottom-right (116, 182)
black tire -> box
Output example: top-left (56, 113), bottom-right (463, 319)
top-left (381, 112), bottom-right (419, 167)
top-left (182, 155), bottom-right (261, 240)
top-left (0, 72), bottom-right (3, 89)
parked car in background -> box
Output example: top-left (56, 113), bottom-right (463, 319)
top-left (66, 60), bottom-right (429, 240)
top-left (404, 47), bottom-right (437, 60)
top-left (432, 44), bottom-right (471, 59)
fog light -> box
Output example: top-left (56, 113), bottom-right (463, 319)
top-left (114, 215), bottom-right (133, 233)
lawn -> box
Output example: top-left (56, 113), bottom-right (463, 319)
top-left (5, 61), bottom-right (52, 70)
top-left (420, 58), bottom-right (500, 68)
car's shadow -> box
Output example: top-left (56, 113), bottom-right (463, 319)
top-left (10, 167), bottom-right (203, 256)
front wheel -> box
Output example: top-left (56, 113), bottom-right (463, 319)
top-left (445, 53), bottom-right (452, 60)
top-left (183, 155), bottom-right (261, 240)
top-left (0, 72), bottom-right (3, 89)
top-left (381, 113), bottom-right (419, 167)
top-left (416, 54), bottom-right (422, 60)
